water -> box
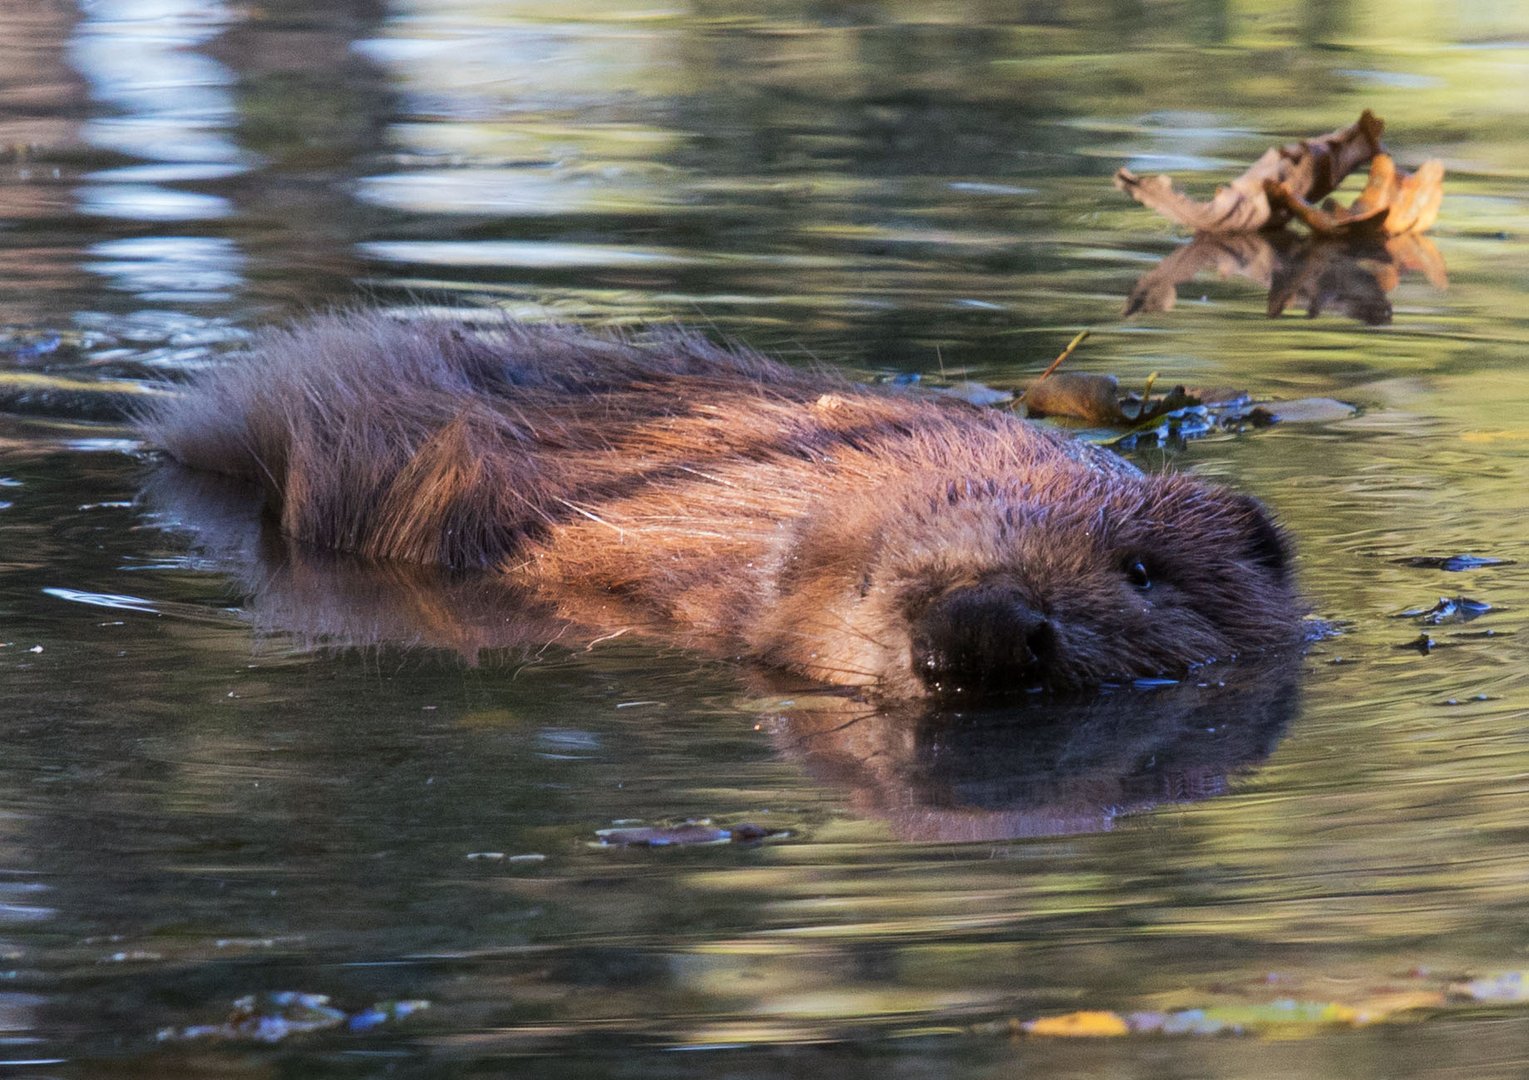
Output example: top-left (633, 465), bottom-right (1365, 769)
top-left (1, 1), bottom-right (1528, 1075)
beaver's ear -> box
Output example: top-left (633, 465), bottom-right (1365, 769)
top-left (1230, 493), bottom-right (1292, 580)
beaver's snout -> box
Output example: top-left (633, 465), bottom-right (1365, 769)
top-left (910, 583), bottom-right (1057, 699)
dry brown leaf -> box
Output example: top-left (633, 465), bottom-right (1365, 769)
top-left (1115, 110), bottom-right (1384, 232)
top-left (1265, 152), bottom-right (1444, 237)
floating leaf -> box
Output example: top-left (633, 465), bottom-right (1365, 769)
top-left (1115, 111), bottom-right (1384, 233)
top-left (1267, 153), bottom-right (1444, 237)
top-left (1022, 1010), bottom-right (1129, 1037)
top-left (1022, 372), bottom-right (1123, 425)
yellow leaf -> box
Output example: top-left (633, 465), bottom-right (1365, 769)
top-left (1022, 1010), bottom-right (1129, 1037)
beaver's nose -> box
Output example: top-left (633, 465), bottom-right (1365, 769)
top-left (909, 583), bottom-right (1056, 699)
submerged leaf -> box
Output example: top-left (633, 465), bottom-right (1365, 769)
top-left (1258, 398), bottom-right (1358, 423)
top-left (1394, 554), bottom-right (1515, 572)
top-left (595, 820), bottom-right (778, 847)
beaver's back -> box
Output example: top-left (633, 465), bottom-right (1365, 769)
top-left (145, 312), bottom-right (1125, 572)
top-left (146, 315), bottom-right (797, 562)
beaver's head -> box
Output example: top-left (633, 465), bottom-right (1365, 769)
top-left (757, 468), bottom-right (1304, 702)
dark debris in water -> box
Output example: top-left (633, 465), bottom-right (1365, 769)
top-left (1, 332), bottom-right (63, 361)
top-left (1396, 596), bottom-right (1492, 625)
top-left (157, 991), bottom-right (428, 1044)
top-left (595, 819), bottom-right (784, 848)
top-left (1394, 554), bottom-right (1515, 571)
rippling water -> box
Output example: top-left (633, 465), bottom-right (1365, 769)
top-left (2, 1), bottom-right (1528, 1076)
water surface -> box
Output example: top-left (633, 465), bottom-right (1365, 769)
top-left (1, 1), bottom-right (1528, 1075)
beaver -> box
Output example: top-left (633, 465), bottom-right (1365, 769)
top-left (142, 311), bottom-right (1303, 701)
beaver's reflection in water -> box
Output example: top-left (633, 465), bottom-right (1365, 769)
top-left (764, 654), bottom-right (1300, 841)
top-left (144, 464), bottom-right (1303, 843)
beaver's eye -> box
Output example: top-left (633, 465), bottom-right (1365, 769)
top-left (1124, 560), bottom-right (1151, 589)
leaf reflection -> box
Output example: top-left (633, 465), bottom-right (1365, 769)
top-left (1125, 230), bottom-right (1447, 326)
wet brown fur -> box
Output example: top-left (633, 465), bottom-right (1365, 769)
top-left (143, 311), bottom-right (1304, 700)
